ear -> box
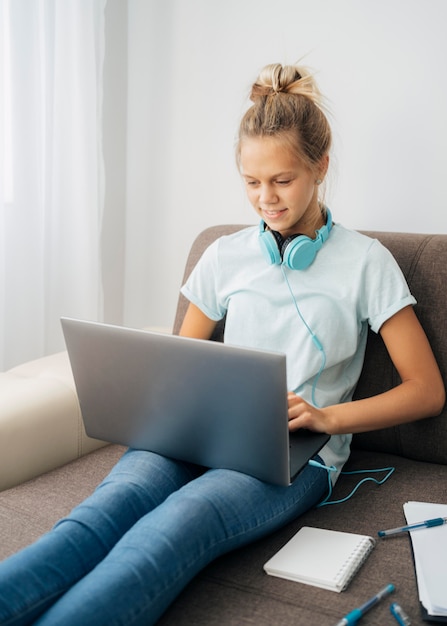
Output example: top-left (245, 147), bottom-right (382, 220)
top-left (318, 154), bottom-right (329, 180)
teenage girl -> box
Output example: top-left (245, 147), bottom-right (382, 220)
top-left (0, 63), bottom-right (444, 626)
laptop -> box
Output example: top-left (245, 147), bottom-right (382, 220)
top-left (61, 318), bottom-right (330, 486)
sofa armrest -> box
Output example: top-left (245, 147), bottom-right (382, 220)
top-left (0, 352), bottom-right (107, 491)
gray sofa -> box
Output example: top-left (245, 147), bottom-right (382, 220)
top-left (0, 225), bottom-right (446, 626)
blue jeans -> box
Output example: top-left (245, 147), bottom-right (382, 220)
top-left (0, 449), bottom-right (328, 626)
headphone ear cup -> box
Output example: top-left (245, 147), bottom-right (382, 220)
top-left (282, 236), bottom-right (317, 270)
top-left (258, 228), bottom-right (282, 265)
top-left (259, 209), bottom-right (333, 270)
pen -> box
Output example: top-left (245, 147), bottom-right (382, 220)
top-left (378, 516), bottom-right (447, 537)
top-left (390, 602), bottom-right (411, 625)
top-left (333, 583), bottom-right (395, 626)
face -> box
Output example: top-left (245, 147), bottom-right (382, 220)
top-left (239, 135), bottom-right (325, 239)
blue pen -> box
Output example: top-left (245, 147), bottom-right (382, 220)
top-left (378, 516), bottom-right (447, 537)
top-left (390, 602), bottom-right (411, 625)
top-left (333, 584), bottom-right (395, 626)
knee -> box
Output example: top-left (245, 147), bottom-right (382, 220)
top-left (97, 450), bottom-right (203, 511)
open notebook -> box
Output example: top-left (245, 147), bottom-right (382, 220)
top-left (263, 526), bottom-right (375, 592)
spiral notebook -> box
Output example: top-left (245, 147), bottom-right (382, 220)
top-left (263, 526), bottom-right (375, 592)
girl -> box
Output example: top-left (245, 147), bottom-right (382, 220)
top-left (0, 63), bottom-right (444, 626)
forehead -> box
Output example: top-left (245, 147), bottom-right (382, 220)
top-left (239, 136), bottom-right (303, 176)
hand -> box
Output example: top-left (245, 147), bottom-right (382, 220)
top-left (287, 392), bottom-right (331, 433)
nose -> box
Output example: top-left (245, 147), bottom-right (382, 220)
top-left (259, 184), bottom-right (278, 205)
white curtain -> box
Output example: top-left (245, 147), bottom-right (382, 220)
top-left (0, 0), bottom-right (106, 370)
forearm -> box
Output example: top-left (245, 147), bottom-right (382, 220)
top-left (324, 378), bottom-right (445, 435)
top-left (296, 306), bottom-right (446, 436)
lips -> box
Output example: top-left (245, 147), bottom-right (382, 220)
top-left (263, 208), bottom-right (287, 219)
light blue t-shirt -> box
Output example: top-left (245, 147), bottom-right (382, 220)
top-left (181, 222), bottom-right (416, 479)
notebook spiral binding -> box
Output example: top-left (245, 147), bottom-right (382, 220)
top-left (335, 536), bottom-right (376, 591)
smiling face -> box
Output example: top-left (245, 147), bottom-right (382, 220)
top-left (239, 134), bottom-right (327, 239)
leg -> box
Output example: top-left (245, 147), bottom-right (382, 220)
top-left (0, 449), bottom-right (203, 625)
top-left (34, 459), bottom-right (328, 626)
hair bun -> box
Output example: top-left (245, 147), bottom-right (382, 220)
top-left (250, 63), bottom-right (322, 107)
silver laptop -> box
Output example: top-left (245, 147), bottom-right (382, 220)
top-left (61, 318), bottom-right (329, 486)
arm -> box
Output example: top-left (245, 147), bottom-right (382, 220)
top-left (179, 302), bottom-right (218, 340)
top-left (288, 306), bottom-right (445, 435)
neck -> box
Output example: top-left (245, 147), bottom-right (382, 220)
top-left (284, 203), bottom-right (326, 240)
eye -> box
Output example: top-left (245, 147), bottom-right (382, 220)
top-left (276, 179), bottom-right (291, 186)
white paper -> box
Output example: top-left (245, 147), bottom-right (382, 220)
top-left (403, 501), bottom-right (447, 617)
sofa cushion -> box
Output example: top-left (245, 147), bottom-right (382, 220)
top-left (158, 449), bottom-right (447, 625)
top-left (0, 443), bottom-right (443, 625)
top-left (0, 444), bottom-right (126, 558)
top-left (0, 352), bottom-right (107, 491)
top-left (353, 233), bottom-right (447, 464)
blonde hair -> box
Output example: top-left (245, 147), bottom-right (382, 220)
top-left (237, 63), bottom-right (332, 175)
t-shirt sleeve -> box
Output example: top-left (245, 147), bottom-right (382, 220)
top-left (361, 239), bottom-right (417, 333)
top-left (180, 239), bottom-right (227, 321)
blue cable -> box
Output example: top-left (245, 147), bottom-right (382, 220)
top-left (280, 268), bottom-right (396, 507)
top-left (315, 464), bottom-right (395, 507)
top-left (281, 266), bottom-right (326, 407)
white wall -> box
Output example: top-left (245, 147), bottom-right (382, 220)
top-left (122, 0), bottom-right (447, 331)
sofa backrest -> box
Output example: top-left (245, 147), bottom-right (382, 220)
top-left (173, 226), bottom-right (447, 465)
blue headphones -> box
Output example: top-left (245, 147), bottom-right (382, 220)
top-left (258, 208), bottom-right (333, 270)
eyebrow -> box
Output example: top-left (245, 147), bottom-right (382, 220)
top-left (242, 171), bottom-right (295, 180)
